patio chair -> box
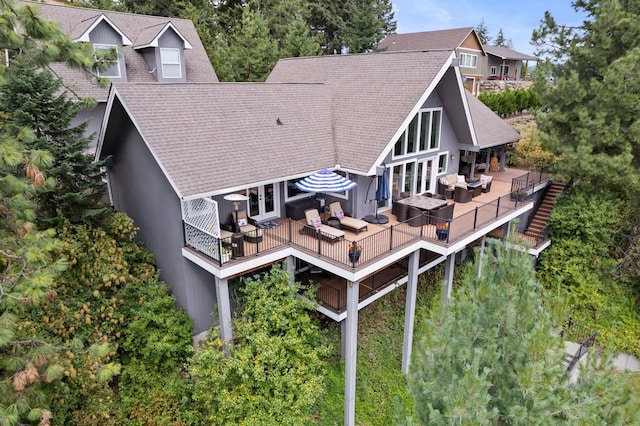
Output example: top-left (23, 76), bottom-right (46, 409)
top-left (328, 202), bottom-right (368, 234)
top-left (303, 208), bottom-right (345, 242)
top-left (234, 210), bottom-right (263, 243)
top-left (453, 186), bottom-right (473, 203)
top-left (395, 202), bottom-right (409, 222)
top-left (479, 174), bottom-right (493, 193)
top-left (407, 206), bottom-right (426, 227)
top-left (429, 203), bottom-right (454, 225)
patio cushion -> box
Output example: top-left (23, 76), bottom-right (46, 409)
top-left (311, 216), bottom-right (322, 229)
top-left (334, 209), bottom-right (345, 219)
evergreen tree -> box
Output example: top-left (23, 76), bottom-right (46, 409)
top-left (0, 66), bottom-right (106, 227)
top-left (406, 239), bottom-right (639, 424)
top-left (531, 0), bottom-right (640, 196)
top-left (282, 14), bottom-right (321, 57)
top-left (211, 8), bottom-right (278, 82)
top-left (494, 28), bottom-right (513, 48)
top-left (475, 18), bottom-right (491, 45)
top-left (344, 0), bottom-right (395, 53)
top-left (0, 1), bottom-right (116, 423)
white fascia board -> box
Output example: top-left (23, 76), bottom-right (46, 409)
top-left (74, 14), bottom-right (133, 46)
top-left (133, 22), bottom-right (193, 50)
top-left (100, 85), bottom-right (184, 200)
top-left (455, 64), bottom-right (479, 147)
top-left (368, 51), bottom-right (462, 175)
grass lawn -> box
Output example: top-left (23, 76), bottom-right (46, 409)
top-left (316, 268), bottom-right (445, 425)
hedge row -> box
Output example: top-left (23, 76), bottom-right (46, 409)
top-left (477, 88), bottom-right (540, 116)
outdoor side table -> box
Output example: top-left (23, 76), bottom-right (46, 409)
top-left (231, 233), bottom-right (244, 258)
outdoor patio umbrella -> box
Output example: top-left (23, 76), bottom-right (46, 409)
top-left (364, 165), bottom-right (390, 224)
top-left (294, 169), bottom-right (357, 193)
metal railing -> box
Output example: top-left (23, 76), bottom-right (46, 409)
top-left (560, 317), bottom-right (598, 374)
top-left (511, 169), bottom-right (551, 193)
top-left (515, 226), bottom-right (550, 248)
top-left (184, 192), bottom-right (533, 269)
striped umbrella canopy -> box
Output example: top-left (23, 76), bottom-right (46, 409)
top-left (294, 169), bottom-right (357, 193)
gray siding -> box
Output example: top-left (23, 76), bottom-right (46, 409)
top-left (156, 30), bottom-right (187, 83)
top-left (107, 121), bottom-right (217, 333)
top-left (70, 103), bottom-right (106, 155)
top-left (89, 21), bottom-right (127, 82)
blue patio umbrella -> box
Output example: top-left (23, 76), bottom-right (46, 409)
top-left (365, 165), bottom-right (390, 224)
top-left (294, 169), bottom-right (357, 193)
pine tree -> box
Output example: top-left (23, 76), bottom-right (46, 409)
top-left (0, 2), bottom-right (116, 423)
top-left (494, 28), bottom-right (512, 48)
top-left (406, 240), bottom-right (639, 424)
top-left (211, 8), bottom-right (278, 82)
top-left (344, 0), bottom-right (395, 53)
top-left (282, 14), bottom-right (321, 57)
top-left (532, 0), bottom-right (640, 196)
top-left (475, 18), bottom-right (491, 45)
top-left (0, 66), bottom-right (106, 227)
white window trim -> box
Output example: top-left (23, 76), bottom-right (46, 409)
top-left (392, 108), bottom-right (443, 159)
top-left (93, 43), bottom-right (120, 78)
top-left (490, 66), bottom-right (497, 76)
top-left (160, 47), bottom-right (182, 79)
top-left (437, 152), bottom-right (448, 174)
top-left (459, 53), bottom-right (477, 68)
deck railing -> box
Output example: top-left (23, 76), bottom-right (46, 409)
top-left (511, 169), bottom-right (551, 193)
top-left (185, 193), bottom-right (533, 268)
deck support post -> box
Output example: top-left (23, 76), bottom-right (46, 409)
top-left (402, 250), bottom-right (420, 375)
top-left (215, 276), bottom-right (233, 354)
top-left (442, 253), bottom-right (455, 316)
top-left (504, 220), bottom-right (512, 240)
top-left (285, 255), bottom-right (295, 286)
top-left (344, 280), bottom-right (359, 426)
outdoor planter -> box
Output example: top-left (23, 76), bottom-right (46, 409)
top-left (221, 248), bottom-right (231, 263)
top-left (436, 222), bottom-right (449, 241)
top-left (348, 242), bottom-right (362, 263)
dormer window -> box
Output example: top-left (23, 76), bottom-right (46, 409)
top-left (94, 43), bottom-right (121, 78)
top-left (160, 48), bottom-right (182, 78)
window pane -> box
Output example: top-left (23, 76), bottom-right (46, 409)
top-left (161, 48), bottom-right (181, 78)
top-left (407, 115), bottom-right (418, 154)
top-left (392, 165), bottom-right (402, 196)
top-left (430, 110), bottom-right (441, 150)
top-left (419, 111), bottom-right (430, 151)
top-left (438, 153), bottom-right (447, 173)
top-left (405, 162), bottom-right (415, 193)
top-left (94, 44), bottom-right (120, 78)
top-left (416, 162), bottom-right (423, 193)
top-left (393, 132), bottom-right (405, 157)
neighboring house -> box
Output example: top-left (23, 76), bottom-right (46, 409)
top-left (378, 27), bottom-right (486, 95)
top-left (378, 28), bottom-right (537, 91)
top-left (484, 45), bottom-right (537, 81)
top-left (18, 0), bottom-right (218, 149)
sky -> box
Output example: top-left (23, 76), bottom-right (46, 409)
top-left (390, 0), bottom-right (586, 56)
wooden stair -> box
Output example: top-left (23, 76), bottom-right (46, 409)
top-left (527, 182), bottom-right (565, 234)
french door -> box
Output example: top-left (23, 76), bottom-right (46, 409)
top-left (247, 184), bottom-right (279, 222)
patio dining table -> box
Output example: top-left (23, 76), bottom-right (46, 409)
top-left (396, 195), bottom-right (448, 212)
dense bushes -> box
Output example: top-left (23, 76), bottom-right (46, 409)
top-left (478, 88), bottom-right (539, 116)
top-left (30, 213), bottom-right (195, 424)
top-left (537, 191), bottom-right (640, 356)
top-left (190, 266), bottom-right (329, 425)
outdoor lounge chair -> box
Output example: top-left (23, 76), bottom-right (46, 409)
top-left (234, 210), bottom-right (263, 243)
top-left (303, 208), bottom-right (345, 242)
top-left (328, 202), bottom-right (368, 234)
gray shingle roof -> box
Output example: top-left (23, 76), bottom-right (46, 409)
top-left (106, 83), bottom-right (334, 198)
top-left (465, 92), bottom-right (521, 148)
top-left (378, 28), bottom-right (477, 52)
top-left (484, 45), bottom-right (537, 61)
top-left (267, 50), bottom-right (454, 173)
top-left (18, 1), bottom-right (217, 101)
